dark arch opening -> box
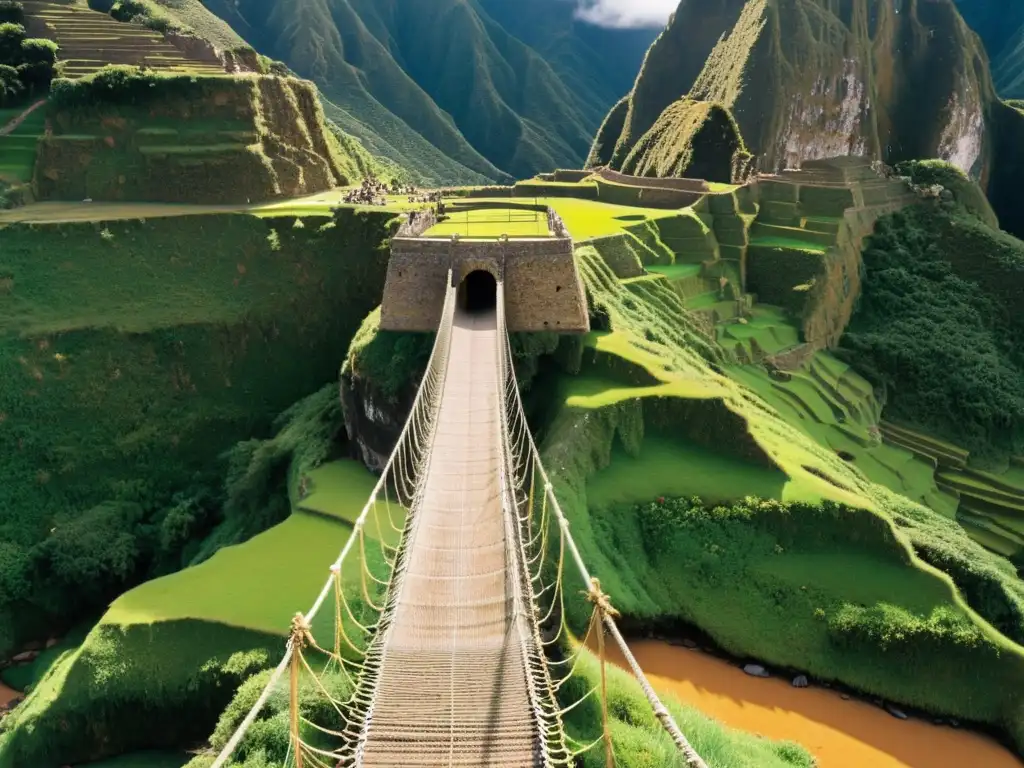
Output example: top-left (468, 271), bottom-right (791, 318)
top-left (458, 269), bottom-right (497, 314)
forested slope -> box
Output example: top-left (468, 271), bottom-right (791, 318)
top-left (195, 0), bottom-right (654, 183)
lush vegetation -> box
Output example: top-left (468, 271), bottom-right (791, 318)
top-left (0, 8), bottom-right (59, 107)
top-left (529, 243), bottom-right (1024, 752)
top-left (0, 210), bottom-right (393, 657)
top-left (0, 396), bottom-right (386, 765)
top-left (842, 162), bottom-right (1024, 458)
top-left (195, 0), bottom-right (653, 184)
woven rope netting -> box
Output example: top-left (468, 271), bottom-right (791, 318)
top-left (208, 273), bottom-right (706, 768)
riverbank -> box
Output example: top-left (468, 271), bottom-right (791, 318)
top-left (609, 639), bottom-right (1022, 767)
top-left (0, 681), bottom-right (18, 710)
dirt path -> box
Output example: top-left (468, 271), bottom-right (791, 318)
top-left (0, 99), bottom-right (47, 137)
top-left (611, 639), bottom-right (1023, 768)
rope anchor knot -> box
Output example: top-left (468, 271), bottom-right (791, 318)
top-left (290, 612), bottom-right (313, 650)
top-left (585, 577), bottom-right (620, 620)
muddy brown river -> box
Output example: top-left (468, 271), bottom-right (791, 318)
top-left (609, 640), bottom-right (1022, 767)
top-left (0, 680), bottom-right (18, 708)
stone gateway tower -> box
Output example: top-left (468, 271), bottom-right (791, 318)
top-left (378, 204), bottom-right (590, 333)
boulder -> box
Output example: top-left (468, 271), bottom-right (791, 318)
top-left (743, 664), bottom-right (769, 678)
top-left (11, 650), bottom-right (38, 663)
top-left (792, 675), bottom-right (809, 688)
top-left (886, 705), bottom-right (909, 720)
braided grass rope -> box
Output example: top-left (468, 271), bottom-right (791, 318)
top-left (496, 297), bottom-right (709, 768)
top-left (211, 266), bottom-right (706, 768)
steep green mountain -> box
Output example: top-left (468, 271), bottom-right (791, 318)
top-left (954, 0), bottom-right (1024, 98)
top-left (594, 0), bottom-right (995, 178)
top-left (196, 0), bottom-right (655, 184)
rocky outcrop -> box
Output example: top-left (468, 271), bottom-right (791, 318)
top-left (340, 371), bottom-right (418, 473)
top-left (616, 99), bottom-right (751, 182)
top-left (595, 0), bottom-right (997, 181)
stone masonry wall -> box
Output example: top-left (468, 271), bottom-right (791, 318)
top-left (379, 235), bottom-right (589, 333)
top-left (595, 167), bottom-right (710, 193)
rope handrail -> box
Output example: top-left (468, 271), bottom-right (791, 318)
top-left (210, 271), bottom-right (457, 768)
top-left (495, 282), bottom-right (567, 766)
top-left (496, 301), bottom-right (709, 768)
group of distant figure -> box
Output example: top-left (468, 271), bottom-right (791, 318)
top-left (341, 176), bottom-right (449, 207)
top-left (341, 176), bottom-right (413, 206)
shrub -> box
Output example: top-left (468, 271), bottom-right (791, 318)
top-left (19, 37), bottom-right (57, 65)
top-left (16, 60), bottom-right (56, 93)
top-left (49, 65), bottom-right (226, 108)
top-left (0, 1), bottom-right (23, 25)
top-left (0, 61), bottom-right (21, 105)
top-left (109, 0), bottom-right (187, 34)
top-left (0, 21), bottom-right (25, 63)
top-left (30, 501), bottom-right (146, 610)
top-left (841, 204), bottom-right (1024, 456)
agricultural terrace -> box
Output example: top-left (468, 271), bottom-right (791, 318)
top-left (0, 102), bottom-right (44, 183)
top-left (24, 1), bottom-right (224, 78)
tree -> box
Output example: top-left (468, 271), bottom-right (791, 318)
top-left (0, 62), bottom-right (23, 106)
top-left (0, 21), bottom-right (25, 63)
top-left (20, 37), bottom-right (57, 65)
top-left (17, 39), bottom-right (59, 94)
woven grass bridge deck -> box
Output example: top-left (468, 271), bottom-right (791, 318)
top-left (356, 309), bottom-right (544, 767)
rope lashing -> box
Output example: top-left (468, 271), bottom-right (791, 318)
top-left (584, 577), bottom-right (620, 620)
top-left (584, 578), bottom-right (619, 768)
top-left (289, 612), bottom-right (315, 768)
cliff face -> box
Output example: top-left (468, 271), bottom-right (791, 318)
top-left (598, 0), bottom-right (996, 180)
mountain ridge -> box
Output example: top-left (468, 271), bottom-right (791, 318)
top-left (194, 0), bottom-right (656, 184)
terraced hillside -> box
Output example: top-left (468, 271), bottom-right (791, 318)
top-left (24, 1), bottom-right (224, 78)
top-left (33, 70), bottom-right (357, 204)
top-left (0, 103), bottom-right (46, 185)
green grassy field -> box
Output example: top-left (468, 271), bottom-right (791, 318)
top-left (0, 211), bottom-right (394, 661)
top-left (425, 207), bottom-right (551, 238)
top-left (0, 106), bottom-right (46, 185)
top-left (586, 435), bottom-right (788, 505)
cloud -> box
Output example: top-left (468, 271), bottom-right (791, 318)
top-left (573, 0), bottom-right (677, 28)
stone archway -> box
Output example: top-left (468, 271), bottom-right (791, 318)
top-left (458, 269), bottom-right (497, 314)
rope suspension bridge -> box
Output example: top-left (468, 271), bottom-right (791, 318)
top-left (209, 272), bottom-right (709, 768)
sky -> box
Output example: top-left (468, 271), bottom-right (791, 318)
top-left (573, 0), bottom-right (678, 28)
